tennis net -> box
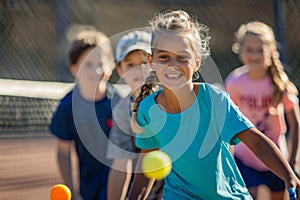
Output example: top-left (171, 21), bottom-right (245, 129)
top-left (0, 79), bottom-right (74, 138)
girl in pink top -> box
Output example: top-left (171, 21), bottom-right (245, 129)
top-left (225, 21), bottom-right (300, 200)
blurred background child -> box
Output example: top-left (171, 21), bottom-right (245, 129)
top-left (50, 29), bottom-right (116, 200)
top-left (107, 30), bottom-right (163, 200)
top-left (225, 21), bottom-right (300, 200)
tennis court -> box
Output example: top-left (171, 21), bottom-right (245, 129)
top-left (0, 137), bottom-right (61, 200)
top-left (0, 136), bottom-right (81, 200)
top-left (0, 80), bottom-right (129, 200)
top-left (0, 80), bottom-right (77, 200)
top-left (0, 137), bottom-right (275, 200)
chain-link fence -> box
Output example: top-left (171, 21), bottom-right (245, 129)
top-left (0, 0), bottom-right (299, 86)
top-left (0, 0), bottom-right (300, 136)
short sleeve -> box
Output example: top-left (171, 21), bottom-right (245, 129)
top-left (135, 98), bottom-right (160, 150)
top-left (50, 97), bottom-right (73, 140)
top-left (205, 85), bottom-right (254, 145)
top-left (106, 98), bottom-right (136, 159)
top-left (220, 93), bottom-right (254, 144)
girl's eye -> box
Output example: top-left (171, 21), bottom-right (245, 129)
top-left (245, 48), bottom-right (252, 53)
top-left (245, 48), bottom-right (263, 54)
top-left (157, 54), bottom-right (169, 60)
top-left (178, 55), bottom-right (189, 62)
top-left (126, 63), bottom-right (134, 68)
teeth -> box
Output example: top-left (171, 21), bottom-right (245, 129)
top-left (166, 74), bottom-right (180, 78)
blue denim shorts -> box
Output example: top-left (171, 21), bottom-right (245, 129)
top-left (235, 157), bottom-right (285, 192)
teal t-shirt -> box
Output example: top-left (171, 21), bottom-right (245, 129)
top-left (136, 83), bottom-right (254, 200)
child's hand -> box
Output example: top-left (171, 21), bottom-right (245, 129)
top-left (285, 175), bottom-right (300, 200)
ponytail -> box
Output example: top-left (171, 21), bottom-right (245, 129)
top-left (131, 71), bottom-right (160, 133)
top-left (268, 50), bottom-right (298, 111)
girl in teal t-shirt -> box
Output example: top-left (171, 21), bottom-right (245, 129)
top-left (127, 10), bottom-right (300, 200)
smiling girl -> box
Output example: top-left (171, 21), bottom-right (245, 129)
top-left (128, 11), bottom-right (300, 200)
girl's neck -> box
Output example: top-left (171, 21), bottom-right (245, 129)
top-left (158, 83), bottom-right (198, 114)
top-left (246, 66), bottom-right (268, 80)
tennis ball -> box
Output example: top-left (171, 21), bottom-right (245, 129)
top-left (142, 151), bottom-right (172, 180)
top-left (50, 184), bottom-right (71, 200)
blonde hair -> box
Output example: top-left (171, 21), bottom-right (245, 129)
top-left (232, 21), bottom-right (298, 110)
top-left (150, 10), bottom-right (210, 59)
top-left (131, 10), bottom-right (211, 133)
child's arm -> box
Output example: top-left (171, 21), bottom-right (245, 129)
top-left (56, 139), bottom-right (82, 199)
top-left (237, 128), bottom-right (300, 189)
top-left (285, 104), bottom-right (300, 170)
top-left (107, 159), bottom-right (133, 200)
top-left (127, 149), bottom-right (157, 200)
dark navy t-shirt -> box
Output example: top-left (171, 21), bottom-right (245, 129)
top-left (50, 86), bottom-right (114, 200)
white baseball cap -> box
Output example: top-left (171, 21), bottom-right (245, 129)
top-left (115, 30), bottom-right (151, 63)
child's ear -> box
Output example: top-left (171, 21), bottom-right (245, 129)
top-left (194, 55), bottom-right (201, 72)
top-left (70, 64), bottom-right (78, 77)
top-left (147, 53), bottom-right (152, 63)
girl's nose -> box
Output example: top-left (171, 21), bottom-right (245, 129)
top-left (167, 58), bottom-right (179, 67)
top-left (250, 50), bottom-right (262, 57)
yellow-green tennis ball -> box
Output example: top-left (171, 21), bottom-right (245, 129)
top-left (142, 151), bottom-right (172, 180)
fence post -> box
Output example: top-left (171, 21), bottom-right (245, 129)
top-left (274, 0), bottom-right (288, 65)
top-left (55, 0), bottom-right (71, 82)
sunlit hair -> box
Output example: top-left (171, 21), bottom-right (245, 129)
top-left (131, 10), bottom-right (211, 133)
top-left (232, 21), bottom-right (298, 111)
top-left (69, 30), bottom-right (115, 70)
top-left (150, 10), bottom-right (210, 60)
